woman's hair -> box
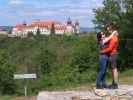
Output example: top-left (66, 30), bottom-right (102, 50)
top-left (97, 32), bottom-right (102, 43)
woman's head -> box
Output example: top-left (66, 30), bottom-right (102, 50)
top-left (97, 32), bottom-right (104, 42)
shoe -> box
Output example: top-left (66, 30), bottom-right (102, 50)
top-left (108, 83), bottom-right (118, 89)
top-left (113, 83), bottom-right (118, 89)
top-left (96, 84), bottom-right (103, 89)
top-left (102, 83), bottom-right (109, 89)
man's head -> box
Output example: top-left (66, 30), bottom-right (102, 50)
top-left (106, 23), bottom-right (118, 34)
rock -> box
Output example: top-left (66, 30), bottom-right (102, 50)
top-left (37, 85), bottom-right (133, 100)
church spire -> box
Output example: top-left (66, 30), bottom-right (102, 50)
top-left (67, 17), bottom-right (72, 25)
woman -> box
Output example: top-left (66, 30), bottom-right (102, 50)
top-left (96, 32), bottom-right (109, 89)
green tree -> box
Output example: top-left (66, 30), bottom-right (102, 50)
top-left (35, 48), bottom-right (56, 77)
top-left (50, 23), bottom-right (55, 35)
top-left (71, 35), bottom-right (99, 83)
top-left (93, 0), bottom-right (122, 30)
top-left (36, 28), bottom-right (41, 36)
top-left (8, 29), bottom-right (12, 34)
top-left (93, 0), bottom-right (133, 70)
top-left (28, 31), bottom-right (34, 37)
top-left (0, 50), bottom-right (16, 94)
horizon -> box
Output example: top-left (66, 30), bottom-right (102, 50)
top-left (0, 0), bottom-right (103, 27)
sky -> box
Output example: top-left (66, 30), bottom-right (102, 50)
top-left (0, 0), bottom-right (103, 27)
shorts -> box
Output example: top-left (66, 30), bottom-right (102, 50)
top-left (109, 54), bottom-right (118, 68)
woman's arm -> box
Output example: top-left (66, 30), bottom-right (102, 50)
top-left (103, 31), bottom-right (118, 44)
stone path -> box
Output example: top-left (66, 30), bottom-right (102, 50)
top-left (37, 85), bottom-right (133, 100)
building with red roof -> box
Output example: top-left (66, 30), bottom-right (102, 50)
top-left (11, 19), bottom-right (80, 37)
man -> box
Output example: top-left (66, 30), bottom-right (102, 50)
top-left (101, 23), bottom-right (119, 89)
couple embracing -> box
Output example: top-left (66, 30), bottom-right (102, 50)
top-left (96, 23), bottom-right (119, 89)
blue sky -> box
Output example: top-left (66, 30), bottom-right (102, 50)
top-left (0, 0), bottom-right (103, 27)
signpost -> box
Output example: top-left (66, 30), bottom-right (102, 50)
top-left (14, 73), bottom-right (37, 96)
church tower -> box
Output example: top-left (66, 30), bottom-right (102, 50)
top-left (67, 17), bottom-right (72, 25)
top-left (74, 20), bottom-right (80, 34)
top-left (66, 17), bottom-right (74, 35)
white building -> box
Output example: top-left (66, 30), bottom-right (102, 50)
top-left (11, 20), bottom-right (80, 37)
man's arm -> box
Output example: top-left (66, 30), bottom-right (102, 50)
top-left (101, 39), bottom-right (115, 54)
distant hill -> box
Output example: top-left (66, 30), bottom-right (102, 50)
top-left (80, 27), bottom-right (96, 33)
top-left (0, 26), bottom-right (13, 31)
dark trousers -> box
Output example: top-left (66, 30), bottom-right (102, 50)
top-left (96, 54), bottom-right (108, 86)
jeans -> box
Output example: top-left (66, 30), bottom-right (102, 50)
top-left (96, 54), bottom-right (108, 86)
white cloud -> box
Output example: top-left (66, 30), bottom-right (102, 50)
top-left (23, 10), bottom-right (57, 17)
top-left (9, 0), bottom-right (25, 5)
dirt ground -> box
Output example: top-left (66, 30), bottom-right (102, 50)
top-left (13, 96), bottom-right (36, 100)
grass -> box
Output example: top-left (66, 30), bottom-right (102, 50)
top-left (0, 96), bottom-right (12, 100)
top-left (119, 69), bottom-right (133, 85)
top-left (0, 96), bottom-right (36, 100)
top-left (102, 69), bottom-right (133, 85)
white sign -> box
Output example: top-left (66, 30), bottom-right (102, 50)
top-left (14, 74), bottom-right (37, 79)
top-left (14, 73), bottom-right (37, 96)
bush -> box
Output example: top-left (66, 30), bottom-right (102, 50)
top-left (0, 50), bottom-right (16, 94)
top-left (71, 34), bottom-right (99, 83)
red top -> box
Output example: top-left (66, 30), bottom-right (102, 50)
top-left (101, 35), bottom-right (118, 55)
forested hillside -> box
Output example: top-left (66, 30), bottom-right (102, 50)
top-left (0, 34), bottom-right (99, 95)
top-left (0, 33), bottom-right (132, 95)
